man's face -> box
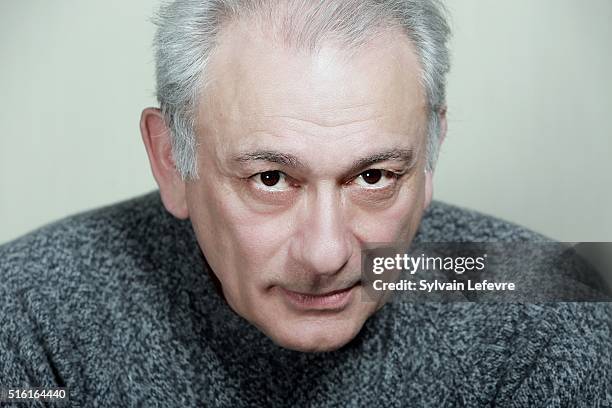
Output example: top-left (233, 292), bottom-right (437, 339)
top-left (185, 23), bottom-right (431, 352)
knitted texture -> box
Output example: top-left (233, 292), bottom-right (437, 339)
top-left (1, 191), bottom-right (610, 407)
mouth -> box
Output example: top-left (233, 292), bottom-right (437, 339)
top-left (279, 283), bottom-right (359, 311)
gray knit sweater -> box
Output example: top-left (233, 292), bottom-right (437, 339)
top-left (1, 192), bottom-right (610, 407)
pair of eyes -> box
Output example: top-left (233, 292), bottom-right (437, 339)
top-left (251, 169), bottom-right (399, 191)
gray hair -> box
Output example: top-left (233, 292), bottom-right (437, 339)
top-left (153, 0), bottom-right (451, 179)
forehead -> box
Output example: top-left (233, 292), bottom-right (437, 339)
top-left (197, 20), bottom-right (427, 149)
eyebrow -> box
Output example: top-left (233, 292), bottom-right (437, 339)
top-left (347, 148), bottom-right (415, 175)
top-left (233, 148), bottom-right (415, 173)
top-left (234, 151), bottom-right (305, 168)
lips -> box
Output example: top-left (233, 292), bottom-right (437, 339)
top-left (279, 284), bottom-right (358, 311)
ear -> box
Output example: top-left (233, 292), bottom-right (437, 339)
top-left (424, 106), bottom-right (447, 210)
top-left (140, 107), bottom-right (189, 219)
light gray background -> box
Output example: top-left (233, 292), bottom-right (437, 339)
top-left (1, 0), bottom-right (611, 244)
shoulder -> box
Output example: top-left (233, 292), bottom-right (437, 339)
top-left (421, 302), bottom-right (611, 405)
top-left (498, 302), bottom-right (611, 405)
top-left (0, 191), bottom-right (195, 287)
top-left (0, 191), bottom-right (208, 392)
top-left (417, 200), bottom-right (549, 242)
top-left (0, 190), bottom-right (203, 336)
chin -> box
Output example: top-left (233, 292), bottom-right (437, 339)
top-left (264, 315), bottom-right (367, 353)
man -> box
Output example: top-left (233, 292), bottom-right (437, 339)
top-left (0, 0), bottom-right (609, 406)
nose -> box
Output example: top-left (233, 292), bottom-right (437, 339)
top-left (292, 186), bottom-right (353, 277)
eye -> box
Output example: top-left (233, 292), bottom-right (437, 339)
top-left (251, 170), bottom-right (291, 191)
top-left (354, 169), bottom-right (397, 189)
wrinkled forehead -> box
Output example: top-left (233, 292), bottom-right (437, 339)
top-left (198, 19), bottom-right (427, 140)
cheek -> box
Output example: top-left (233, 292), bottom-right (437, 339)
top-left (188, 182), bottom-right (294, 280)
top-left (351, 181), bottom-right (425, 243)
top-left (229, 212), bottom-right (296, 269)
